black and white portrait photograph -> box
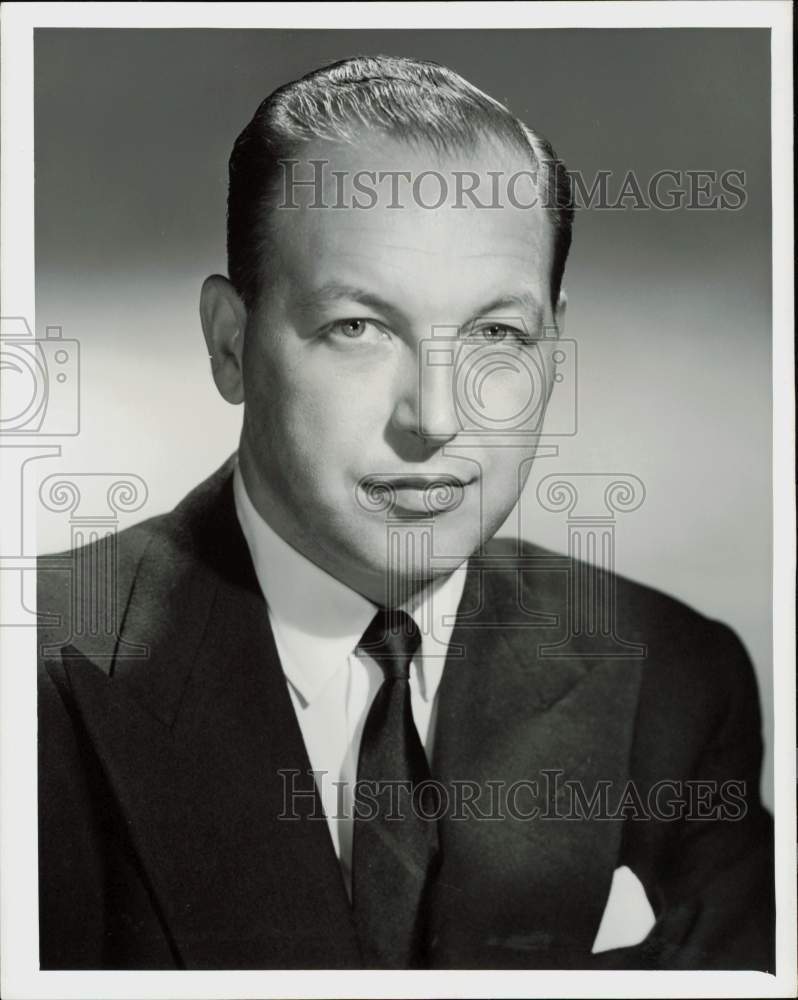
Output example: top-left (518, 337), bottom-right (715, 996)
top-left (0, 3), bottom-right (794, 999)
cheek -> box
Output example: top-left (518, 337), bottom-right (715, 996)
top-left (256, 366), bottom-right (388, 478)
top-left (456, 346), bottom-right (552, 432)
top-left (476, 447), bottom-right (534, 513)
top-left (296, 374), bottom-right (380, 438)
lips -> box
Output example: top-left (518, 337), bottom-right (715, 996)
top-left (357, 473), bottom-right (471, 516)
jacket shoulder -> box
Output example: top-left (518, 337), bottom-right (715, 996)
top-left (38, 513), bottom-right (165, 615)
top-left (36, 512), bottom-right (172, 660)
top-left (485, 535), bottom-right (757, 719)
top-left (37, 454), bottom-right (237, 637)
top-left (486, 534), bottom-right (719, 625)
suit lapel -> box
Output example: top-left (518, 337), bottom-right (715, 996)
top-left (428, 553), bottom-right (644, 967)
top-left (61, 467), bottom-right (360, 968)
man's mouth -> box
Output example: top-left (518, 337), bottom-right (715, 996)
top-left (357, 474), bottom-right (472, 517)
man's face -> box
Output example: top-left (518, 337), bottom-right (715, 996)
top-left (211, 136), bottom-right (564, 603)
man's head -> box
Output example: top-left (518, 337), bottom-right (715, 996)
top-left (226, 55), bottom-right (572, 314)
top-left (201, 55), bottom-right (574, 604)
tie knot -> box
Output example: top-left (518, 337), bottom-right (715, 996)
top-left (358, 608), bottom-right (421, 680)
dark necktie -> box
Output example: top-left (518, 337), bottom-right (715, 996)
top-left (351, 608), bottom-right (440, 968)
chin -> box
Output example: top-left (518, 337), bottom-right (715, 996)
top-left (357, 518), bottom-right (480, 581)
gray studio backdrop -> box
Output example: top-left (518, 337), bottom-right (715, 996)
top-left (34, 29), bottom-right (772, 804)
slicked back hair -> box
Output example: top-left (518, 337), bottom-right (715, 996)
top-left (227, 55), bottom-right (573, 312)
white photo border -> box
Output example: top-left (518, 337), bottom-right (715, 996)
top-left (1, 3), bottom-right (794, 998)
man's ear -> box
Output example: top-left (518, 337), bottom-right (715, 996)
top-left (554, 289), bottom-right (567, 336)
top-left (199, 275), bottom-right (248, 404)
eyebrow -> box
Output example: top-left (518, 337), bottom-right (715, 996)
top-left (295, 283), bottom-right (544, 330)
top-left (294, 283), bottom-right (406, 323)
top-left (467, 293), bottom-right (544, 330)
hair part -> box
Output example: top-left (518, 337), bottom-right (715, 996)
top-left (227, 55), bottom-right (573, 312)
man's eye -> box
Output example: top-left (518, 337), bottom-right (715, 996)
top-left (471, 324), bottom-right (528, 344)
top-left (325, 318), bottom-right (385, 343)
top-left (336, 319), bottom-right (368, 338)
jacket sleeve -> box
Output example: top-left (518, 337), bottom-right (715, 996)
top-left (594, 622), bottom-right (775, 971)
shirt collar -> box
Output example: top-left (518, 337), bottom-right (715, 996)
top-left (232, 461), bottom-right (467, 706)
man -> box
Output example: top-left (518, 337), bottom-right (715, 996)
top-left (37, 55), bottom-right (773, 971)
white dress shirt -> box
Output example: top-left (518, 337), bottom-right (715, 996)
top-left (233, 463), bottom-right (467, 897)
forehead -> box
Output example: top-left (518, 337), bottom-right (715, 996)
top-left (265, 135), bottom-right (554, 319)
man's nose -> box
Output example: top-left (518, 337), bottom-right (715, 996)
top-left (392, 349), bottom-right (460, 444)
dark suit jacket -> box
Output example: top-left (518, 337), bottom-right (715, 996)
top-left (37, 457), bottom-right (774, 970)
